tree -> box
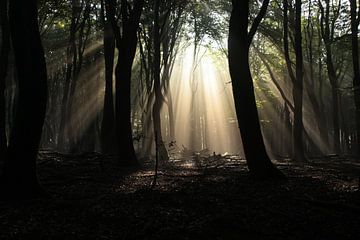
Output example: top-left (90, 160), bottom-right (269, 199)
top-left (1, 0), bottom-right (48, 199)
top-left (349, 0), bottom-right (360, 155)
top-left (228, 0), bottom-right (285, 180)
top-left (100, 0), bottom-right (117, 154)
top-left (294, 0), bottom-right (306, 161)
top-left (106, 0), bottom-right (144, 166)
top-left (152, 0), bottom-right (166, 161)
top-left (59, 0), bottom-right (92, 152)
top-left (138, 0), bottom-right (186, 158)
top-left (282, 0), bottom-right (307, 161)
top-left (319, 0), bottom-right (341, 154)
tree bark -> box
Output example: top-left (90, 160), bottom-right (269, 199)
top-left (293, 0), bottom-right (306, 161)
top-left (283, 0), bottom-right (307, 161)
top-left (58, 0), bottom-right (78, 151)
top-left (2, 0), bottom-right (48, 199)
top-left (107, 0), bottom-right (144, 166)
top-left (100, 0), bottom-right (116, 154)
top-left (319, 0), bottom-right (341, 154)
top-left (228, 0), bottom-right (285, 180)
top-left (152, 0), bottom-right (169, 162)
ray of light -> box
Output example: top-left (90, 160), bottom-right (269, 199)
top-left (168, 45), bottom-right (242, 155)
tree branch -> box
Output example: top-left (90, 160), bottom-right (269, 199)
top-left (248, 0), bottom-right (270, 45)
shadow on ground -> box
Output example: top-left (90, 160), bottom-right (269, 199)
top-left (0, 152), bottom-right (359, 240)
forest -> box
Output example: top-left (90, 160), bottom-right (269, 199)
top-left (0, 0), bottom-right (359, 239)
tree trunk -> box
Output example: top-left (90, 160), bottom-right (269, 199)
top-left (283, 0), bottom-right (306, 161)
top-left (319, 0), bottom-right (341, 154)
top-left (304, 1), bottom-right (329, 153)
top-left (228, 0), bottom-right (284, 180)
top-left (107, 0), bottom-right (144, 166)
top-left (167, 90), bottom-right (175, 141)
top-left (350, 0), bottom-right (360, 155)
top-left (293, 0), bottom-right (306, 161)
top-left (58, 0), bottom-right (78, 151)
top-left (152, 0), bottom-right (169, 162)
top-left (153, 0), bottom-right (162, 144)
top-left (100, 0), bottom-right (116, 154)
top-left (2, 0), bottom-right (48, 199)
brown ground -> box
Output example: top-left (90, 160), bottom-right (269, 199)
top-left (0, 152), bottom-right (359, 240)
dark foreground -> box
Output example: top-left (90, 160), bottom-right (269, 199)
top-left (0, 152), bottom-right (359, 240)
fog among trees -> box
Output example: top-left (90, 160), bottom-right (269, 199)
top-left (0, 0), bottom-right (359, 239)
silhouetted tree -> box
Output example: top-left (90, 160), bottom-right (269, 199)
top-left (100, 0), bottom-right (117, 154)
top-left (294, 0), bottom-right (306, 161)
top-left (152, 0), bottom-right (167, 160)
top-left (319, 0), bottom-right (341, 154)
top-left (106, 0), bottom-right (144, 166)
top-left (282, 0), bottom-right (307, 161)
top-left (59, 0), bottom-right (92, 152)
top-left (228, 0), bottom-right (285, 179)
top-left (303, 0), bottom-right (329, 154)
top-left (350, 0), bottom-right (360, 154)
top-left (1, 0), bottom-right (48, 199)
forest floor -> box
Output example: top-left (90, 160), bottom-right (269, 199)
top-left (0, 152), bottom-right (360, 240)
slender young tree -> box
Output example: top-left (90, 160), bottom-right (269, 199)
top-left (152, 0), bottom-right (164, 157)
top-left (228, 0), bottom-right (285, 180)
top-left (1, 0), bottom-right (48, 199)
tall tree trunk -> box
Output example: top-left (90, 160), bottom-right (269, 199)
top-left (107, 0), bottom-right (144, 166)
top-left (0, 0), bottom-right (10, 160)
top-left (100, 0), bottom-right (116, 154)
top-left (152, 0), bottom-right (169, 162)
top-left (319, 0), bottom-right (341, 154)
top-left (323, 40), bottom-right (340, 154)
top-left (58, 0), bottom-right (79, 151)
top-left (115, 50), bottom-right (138, 165)
top-left (293, 0), bottom-right (306, 161)
top-left (228, 0), bottom-right (284, 180)
top-left (350, 0), bottom-right (360, 155)
top-left (2, 0), bottom-right (48, 199)
top-left (152, 0), bottom-right (162, 144)
top-left (283, 0), bottom-right (306, 161)
top-left (304, 0), bottom-right (329, 153)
